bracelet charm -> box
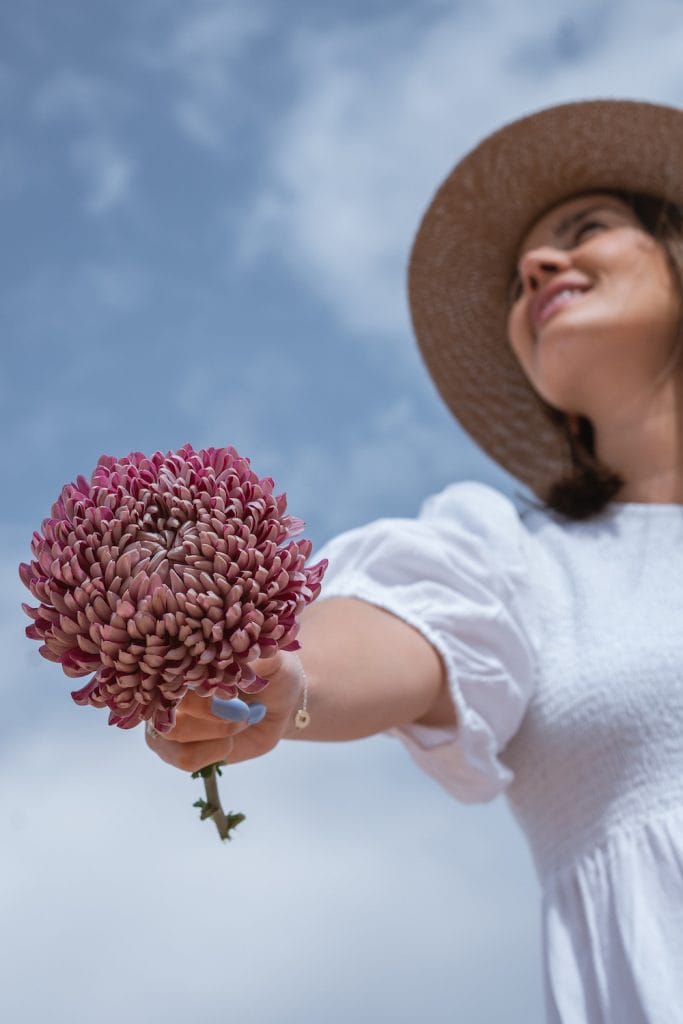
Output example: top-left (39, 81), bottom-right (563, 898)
top-left (294, 709), bottom-right (311, 730)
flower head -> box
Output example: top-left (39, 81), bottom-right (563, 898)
top-left (20, 445), bottom-right (327, 732)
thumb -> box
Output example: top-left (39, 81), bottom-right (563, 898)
top-left (250, 648), bottom-right (286, 682)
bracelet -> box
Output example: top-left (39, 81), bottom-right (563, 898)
top-left (292, 654), bottom-right (311, 729)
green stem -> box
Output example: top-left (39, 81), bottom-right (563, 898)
top-left (191, 763), bottom-right (245, 841)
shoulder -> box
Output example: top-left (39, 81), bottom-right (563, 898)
top-left (316, 480), bottom-right (532, 601)
top-left (419, 480), bottom-right (523, 529)
top-left (418, 480), bottom-right (531, 579)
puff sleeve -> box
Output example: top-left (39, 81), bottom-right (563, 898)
top-left (313, 481), bottom-right (539, 803)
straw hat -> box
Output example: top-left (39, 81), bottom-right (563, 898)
top-left (408, 98), bottom-right (683, 498)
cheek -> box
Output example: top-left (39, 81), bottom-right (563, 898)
top-left (608, 234), bottom-right (676, 305)
top-left (623, 250), bottom-right (681, 332)
top-left (506, 306), bottom-right (531, 367)
top-left (652, 255), bottom-right (682, 330)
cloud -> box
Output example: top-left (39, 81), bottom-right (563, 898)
top-left (70, 134), bottom-right (134, 214)
top-left (0, 713), bottom-right (542, 1023)
top-left (133, 0), bottom-right (268, 149)
top-left (32, 68), bottom-right (134, 215)
top-left (240, 0), bottom-right (683, 338)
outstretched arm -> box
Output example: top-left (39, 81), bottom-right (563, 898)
top-left (147, 595), bottom-right (457, 773)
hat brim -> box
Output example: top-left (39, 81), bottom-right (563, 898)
top-left (408, 98), bottom-right (683, 498)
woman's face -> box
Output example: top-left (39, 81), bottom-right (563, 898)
top-left (506, 192), bottom-right (682, 420)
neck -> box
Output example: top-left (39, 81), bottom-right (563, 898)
top-left (592, 374), bottom-right (683, 504)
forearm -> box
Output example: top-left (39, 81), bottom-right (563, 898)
top-left (283, 595), bottom-right (456, 742)
top-left (147, 594), bottom-right (457, 774)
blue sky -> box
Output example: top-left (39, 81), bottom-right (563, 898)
top-left (3, 2), bottom-right (683, 1022)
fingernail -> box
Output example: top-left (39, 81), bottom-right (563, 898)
top-left (246, 702), bottom-right (267, 725)
top-left (211, 697), bottom-right (250, 722)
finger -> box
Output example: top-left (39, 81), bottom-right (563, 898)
top-left (174, 689), bottom-right (227, 720)
top-left (245, 703), bottom-right (267, 725)
top-left (210, 698), bottom-right (267, 725)
top-left (165, 697), bottom-right (267, 740)
top-left (233, 651), bottom-right (284, 693)
top-left (250, 650), bottom-right (284, 678)
top-left (210, 697), bottom-right (251, 723)
top-left (159, 715), bottom-right (244, 743)
top-left (177, 683), bottom-right (275, 722)
top-left (145, 730), bottom-right (236, 773)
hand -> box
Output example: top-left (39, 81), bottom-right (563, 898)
top-left (144, 650), bottom-right (304, 773)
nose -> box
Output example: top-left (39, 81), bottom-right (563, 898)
top-left (518, 246), bottom-right (571, 293)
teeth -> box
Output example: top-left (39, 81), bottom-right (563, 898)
top-left (548, 288), bottom-right (584, 305)
top-left (541, 287), bottom-right (585, 316)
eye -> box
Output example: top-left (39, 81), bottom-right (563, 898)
top-left (574, 219), bottom-right (606, 244)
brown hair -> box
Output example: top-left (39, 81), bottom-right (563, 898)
top-left (533, 192), bottom-right (683, 520)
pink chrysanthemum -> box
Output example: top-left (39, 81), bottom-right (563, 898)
top-left (20, 445), bottom-right (327, 733)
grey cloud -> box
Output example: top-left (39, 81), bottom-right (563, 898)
top-left (239, 0), bottom-right (683, 339)
top-left (0, 719), bottom-right (542, 1024)
top-left (131, 0), bottom-right (268, 149)
top-left (71, 134), bottom-right (134, 214)
top-left (32, 68), bottom-right (135, 214)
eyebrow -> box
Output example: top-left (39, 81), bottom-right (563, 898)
top-left (552, 203), bottom-right (614, 239)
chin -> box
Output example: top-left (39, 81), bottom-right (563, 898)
top-left (527, 371), bottom-right (588, 412)
top-left (526, 358), bottom-right (588, 408)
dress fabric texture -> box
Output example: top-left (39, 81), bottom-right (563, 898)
top-left (314, 481), bottom-right (683, 1024)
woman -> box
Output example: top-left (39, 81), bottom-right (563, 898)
top-left (147, 99), bottom-right (683, 1022)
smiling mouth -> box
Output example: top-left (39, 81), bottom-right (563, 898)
top-left (536, 287), bottom-right (591, 328)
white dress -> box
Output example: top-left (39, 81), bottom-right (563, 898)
top-left (315, 481), bottom-right (683, 1024)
